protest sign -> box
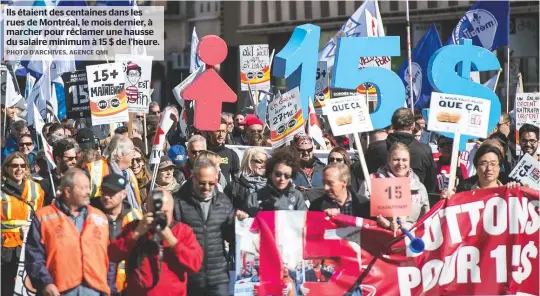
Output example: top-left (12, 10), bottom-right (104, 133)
top-left (86, 63), bottom-right (129, 125)
top-left (115, 54), bottom-right (153, 113)
top-left (509, 153), bottom-right (540, 190)
top-left (172, 66), bottom-right (205, 105)
top-left (356, 83), bottom-right (378, 102)
top-left (63, 70), bottom-right (90, 119)
top-left (428, 92), bottom-right (491, 139)
top-left (314, 61), bottom-right (330, 115)
top-left (0, 64), bottom-right (23, 108)
top-left (370, 177), bottom-right (412, 217)
top-left (515, 92), bottom-right (540, 143)
top-left (240, 44), bottom-right (270, 91)
top-left (236, 186), bottom-right (539, 296)
top-left (267, 87), bottom-right (304, 148)
top-left (326, 95), bottom-right (372, 137)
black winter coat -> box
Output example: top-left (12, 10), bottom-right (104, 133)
top-left (224, 176), bottom-right (265, 211)
top-left (173, 180), bottom-right (235, 289)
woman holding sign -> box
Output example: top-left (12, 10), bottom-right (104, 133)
top-left (358, 143), bottom-right (430, 229)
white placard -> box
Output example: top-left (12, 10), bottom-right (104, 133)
top-left (326, 95), bottom-right (373, 136)
top-left (239, 44), bottom-right (270, 91)
top-left (268, 87), bottom-right (305, 148)
top-left (115, 54), bottom-right (153, 113)
top-left (86, 62), bottom-right (129, 125)
top-left (509, 153), bottom-right (540, 190)
top-left (515, 92), bottom-right (540, 130)
top-left (428, 92), bottom-right (491, 138)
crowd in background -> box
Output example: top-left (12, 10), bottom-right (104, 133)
top-left (1, 101), bottom-right (538, 296)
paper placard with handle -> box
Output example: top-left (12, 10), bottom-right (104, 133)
top-left (267, 87), bottom-right (305, 148)
top-left (508, 153), bottom-right (540, 190)
top-left (314, 61), bottom-right (330, 115)
top-left (115, 54), bottom-right (153, 113)
top-left (149, 108), bottom-right (174, 165)
top-left (370, 177), bottom-right (412, 217)
top-left (326, 95), bottom-right (373, 136)
top-left (86, 62), bottom-right (129, 125)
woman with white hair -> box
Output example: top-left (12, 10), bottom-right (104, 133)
top-left (224, 147), bottom-right (268, 218)
top-left (85, 135), bottom-right (141, 209)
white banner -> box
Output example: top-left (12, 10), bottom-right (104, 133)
top-left (326, 95), bottom-right (373, 136)
top-left (86, 63), bottom-right (129, 125)
top-left (115, 54), bottom-right (153, 113)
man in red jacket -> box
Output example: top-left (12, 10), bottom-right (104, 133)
top-left (108, 188), bottom-right (203, 296)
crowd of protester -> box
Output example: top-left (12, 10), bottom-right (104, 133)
top-left (1, 101), bottom-right (538, 296)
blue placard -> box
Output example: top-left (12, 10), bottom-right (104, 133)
top-left (331, 37), bottom-right (405, 129)
top-left (273, 24), bottom-right (320, 121)
top-left (427, 38), bottom-right (501, 149)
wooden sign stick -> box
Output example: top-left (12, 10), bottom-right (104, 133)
top-left (447, 131), bottom-right (461, 192)
top-left (353, 132), bottom-right (371, 194)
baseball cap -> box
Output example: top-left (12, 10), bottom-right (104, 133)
top-left (158, 155), bottom-right (176, 170)
top-left (76, 128), bottom-right (98, 150)
top-left (168, 145), bottom-right (186, 165)
top-left (101, 174), bottom-right (127, 194)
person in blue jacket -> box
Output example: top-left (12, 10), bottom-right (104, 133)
top-left (2, 120), bottom-right (29, 163)
top-left (291, 134), bottom-right (325, 190)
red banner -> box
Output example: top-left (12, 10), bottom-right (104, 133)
top-left (236, 187), bottom-right (539, 296)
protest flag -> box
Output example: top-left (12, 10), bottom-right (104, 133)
top-left (483, 69), bottom-right (502, 91)
top-left (398, 23), bottom-right (442, 110)
top-left (318, 0), bottom-right (385, 70)
top-left (447, 0), bottom-right (510, 51)
top-left (26, 62), bottom-right (58, 125)
top-left (307, 98), bottom-right (327, 150)
top-left (190, 27), bottom-right (204, 73)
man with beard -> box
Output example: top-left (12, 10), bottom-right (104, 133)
top-left (173, 158), bottom-right (235, 296)
top-left (206, 118), bottom-right (239, 183)
top-left (514, 123), bottom-right (539, 164)
top-left (40, 139), bottom-right (79, 205)
top-left (292, 135), bottom-right (325, 189)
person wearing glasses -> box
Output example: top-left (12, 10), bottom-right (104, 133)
top-left (173, 158), bottom-right (235, 296)
top-left (17, 133), bottom-right (37, 172)
top-left (224, 147), bottom-right (268, 218)
top-left (1, 152), bottom-right (44, 296)
top-left (38, 139), bottom-right (79, 205)
top-left (245, 150), bottom-right (307, 217)
top-left (292, 135), bottom-right (325, 190)
top-left (130, 147), bottom-right (151, 204)
top-left (183, 135), bottom-right (207, 180)
top-left (514, 123), bottom-right (539, 164)
top-left (206, 119), bottom-right (240, 183)
top-left (85, 135), bottom-right (142, 210)
top-left (234, 114), bottom-right (264, 146)
top-left (222, 112), bottom-right (237, 145)
top-left (2, 120), bottom-right (29, 161)
top-left (449, 145), bottom-right (519, 197)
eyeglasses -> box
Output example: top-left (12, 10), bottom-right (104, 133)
top-left (478, 161), bottom-right (500, 169)
top-left (63, 156), bottom-right (77, 162)
top-left (9, 163), bottom-right (26, 169)
top-left (132, 158), bottom-right (144, 164)
top-left (136, 116), bottom-right (144, 120)
top-left (521, 139), bottom-right (538, 145)
top-left (498, 121), bottom-right (510, 126)
top-left (18, 142), bottom-right (33, 147)
top-left (273, 171), bottom-right (292, 179)
top-left (297, 147), bottom-right (313, 154)
top-left (328, 157), bottom-right (344, 163)
top-left (127, 73), bottom-right (140, 78)
top-left (215, 130), bottom-right (227, 135)
top-left (190, 149), bottom-right (205, 155)
top-left (251, 158), bottom-right (265, 164)
top-left (226, 122), bottom-right (234, 126)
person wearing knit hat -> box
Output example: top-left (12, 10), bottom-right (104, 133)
top-left (292, 134), bottom-right (325, 190)
top-left (234, 114), bottom-right (264, 145)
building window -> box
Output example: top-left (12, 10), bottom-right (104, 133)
top-left (338, 1), bottom-right (346, 15)
top-left (305, 1), bottom-right (312, 19)
top-left (409, 1), bottom-right (417, 10)
top-left (390, 1), bottom-right (399, 11)
top-left (321, 1), bottom-right (330, 18)
top-left (165, 1), bottom-right (179, 15)
top-left (207, 2), bottom-right (210, 12)
top-left (289, 1), bottom-right (297, 21)
top-left (427, 1), bottom-right (437, 8)
top-left (248, 1), bottom-right (255, 24)
top-left (355, 1), bottom-right (363, 11)
top-left (448, 1), bottom-right (458, 6)
top-left (262, 0), bottom-right (269, 23)
top-left (200, 3), bottom-right (203, 13)
top-left (276, 1), bottom-right (282, 22)
top-left (215, 2), bottom-right (219, 11)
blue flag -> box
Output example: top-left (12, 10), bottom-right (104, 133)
top-left (447, 0), bottom-right (509, 51)
top-left (398, 24), bottom-right (442, 110)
